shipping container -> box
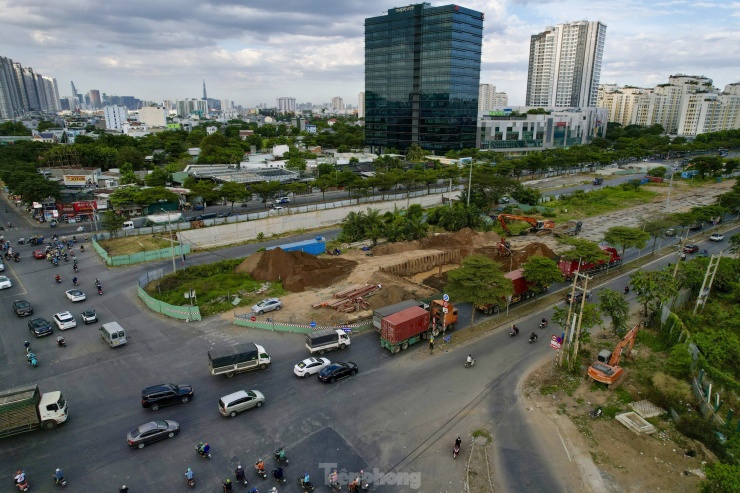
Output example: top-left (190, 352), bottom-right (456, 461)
top-left (380, 306), bottom-right (430, 353)
top-left (476, 269), bottom-right (539, 315)
top-left (558, 246), bottom-right (621, 280)
top-left (372, 299), bottom-right (428, 331)
top-left (266, 238), bottom-right (326, 255)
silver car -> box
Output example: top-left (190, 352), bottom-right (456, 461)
top-left (218, 390), bottom-right (265, 417)
top-left (252, 298), bottom-right (282, 315)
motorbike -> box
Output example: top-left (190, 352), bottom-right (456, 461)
top-left (453, 444), bottom-right (460, 459)
top-left (97, 286), bottom-right (103, 295)
top-left (624, 286), bottom-right (630, 295)
top-left (57, 338), bottom-right (66, 348)
top-left (15, 478), bottom-right (29, 492)
top-left (539, 320), bottom-right (548, 329)
top-left (528, 334), bottom-right (538, 344)
top-left (273, 448), bottom-right (289, 465)
top-left (352, 474), bottom-right (369, 492)
top-left (464, 358), bottom-right (475, 368)
top-left (28, 353), bottom-right (38, 367)
top-left (271, 470), bottom-right (286, 484)
top-left (255, 468), bottom-right (267, 479)
top-left (13, 255), bottom-right (19, 262)
top-left (63, 254), bottom-right (69, 262)
top-left (195, 444), bottom-right (211, 459)
top-left (55, 276), bottom-right (62, 284)
top-left (73, 280), bottom-right (79, 286)
top-left (73, 265), bottom-right (78, 272)
top-left (53, 474), bottom-right (67, 487)
top-left (298, 477), bottom-right (315, 492)
top-left (328, 477), bottom-right (341, 491)
top-left (509, 326), bottom-right (519, 337)
top-left (589, 407), bottom-right (603, 419)
top-left (186, 476), bottom-right (195, 488)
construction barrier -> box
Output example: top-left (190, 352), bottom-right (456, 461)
top-left (92, 238), bottom-right (190, 266)
top-left (137, 286), bottom-right (202, 321)
top-left (233, 315), bottom-right (373, 334)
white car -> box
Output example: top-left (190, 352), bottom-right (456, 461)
top-left (294, 357), bottom-right (331, 378)
top-left (709, 233), bottom-right (724, 242)
top-left (0, 275), bottom-right (11, 289)
top-left (0, 261), bottom-right (5, 272)
top-left (53, 311), bottom-right (77, 330)
top-left (65, 289), bottom-right (86, 302)
top-left (252, 298), bottom-right (282, 315)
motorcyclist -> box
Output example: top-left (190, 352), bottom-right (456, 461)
top-left (73, 276), bottom-right (78, 285)
top-left (222, 478), bottom-right (233, 492)
top-left (541, 317), bottom-right (547, 325)
top-left (54, 468), bottom-right (64, 483)
top-left (329, 470), bottom-right (338, 485)
top-left (277, 447), bottom-right (286, 461)
top-left (14, 470), bottom-right (26, 486)
top-left (273, 466), bottom-right (284, 480)
top-left (255, 459), bottom-right (265, 473)
top-left (95, 278), bottom-right (100, 286)
top-left (455, 436), bottom-right (462, 449)
top-left (303, 472), bottom-right (310, 484)
top-left (119, 486), bottom-right (128, 493)
top-left (185, 467), bottom-right (194, 482)
top-left (624, 285), bottom-right (630, 294)
top-left (57, 335), bottom-right (65, 347)
top-left (80, 244), bottom-right (84, 251)
top-left (466, 355), bottom-right (473, 365)
top-left (512, 324), bottom-right (519, 335)
top-left (529, 332), bottom-right (538, 342)
top-left (235, 465), bottom-right (246, 482)
top-left (201, 442), bottom-right (210, 456)
top-left (55, 274), bottom-right (61, 282)
top-left (27, 352), bottom-right (36, 363)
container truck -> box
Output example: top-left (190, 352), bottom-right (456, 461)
top-left (476, 268), bottom-right (541, 315)
top-left (380, 306), bottom-right (431, 354)
top-left (373, 300), bottom-right (429, 332)
top-left (558, 246), bottom-right (622, 281)
top-left (208, 342), bottom-right (271, 377)
top-left (0, 385), bottom-right (68, 438)
top-left (306, 328), bottom-right (351, 355)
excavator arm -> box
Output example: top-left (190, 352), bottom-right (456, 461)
top-left (608, 325), bottom-right (639, 366)
top-left (498, 214), bottom-right (540, 236)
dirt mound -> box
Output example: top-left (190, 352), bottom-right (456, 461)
top-left (371, 240), bottom-right (421, 256)
top-left (236, 248), bottom-right (357, 292)
top-left (365, 284), bottom-right (420, 310)
top-left (421, 272), bottom-right (448, 292)
top-left (519, 242), bottom-right (556, 260)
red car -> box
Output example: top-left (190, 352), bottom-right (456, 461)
top-left (683, 244), bottom-right (699, 254)
top-left (33, 250), bottom-right (46, 259)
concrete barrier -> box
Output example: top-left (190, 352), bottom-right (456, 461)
top-left (179, 190), bottom-right (461, 249)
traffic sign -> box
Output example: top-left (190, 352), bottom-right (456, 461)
top-left (442, 307), bottom-right (448, 314)
top-left (443, 294), bottom-right (449, 302)
top-left (549, 335), bottom-right (561, 350)
top-left (310, 321), bottom-right (316, 328)
top-left (442, 301), bottom-right (448, 308)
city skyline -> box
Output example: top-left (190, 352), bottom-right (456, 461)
top-left (1, 0), bottom-right (738, 108)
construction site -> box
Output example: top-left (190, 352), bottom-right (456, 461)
top-left (231, 227), bottom-right (559, 325)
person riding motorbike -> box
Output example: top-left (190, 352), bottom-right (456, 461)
top-left (455, 436), bottom-right (462, 449)
top-left (54, 468), bottom-right (65, 484)
top-left (512, 324), bottom-right (519, 335)
top-left (529, 332), bottom-right (538, 342)
top-left (541, 317), bottom-right (547, 325)
top-left (624, 285), bottom-right (630, 294)
top-left (14, 470), bottom-right (26, 486)
top-left (466, 355), bottom-right (474, 365)
top-left (57, 335), bottom-right (66, 347)
top-left (95, 278), bottom-right (101, 287)
top-left (222, 478), bottom-right (233, 492)
top-left (235, 465), bottom-right (246, 482)
top-left (73, 276), bottom-right (78, 285)
top-left (185, 467), bottom-right (194, 483)
top-left (329, 470), bottom-right (338, 486)
top-left (273, 466), bottom-right (284, 480)
top-left (80, 244), bottom-right (84, 252)
top-left (303, 472), bottom-right (310, 484)
top-left (55, 274), bottom-right (61, 283)
top-left (276, 447), bottom-right (286, 461)
top-left (255, 460), bottom-right (265, 473)
top-left (119, 486), bottom-right (128, 493)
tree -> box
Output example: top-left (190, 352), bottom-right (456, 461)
top-left (187, 179), bottom-right (221, 206)
top-left (522, 256), bottom-right (563, 298)
top-left (119, 162), bottom-right (139, 185)
top-left (729, 233), bottom-right (740, 259)
top-left (701, 462), bottom-right (740, 493)
top-left (647, 166), bottom-right (667, 178)
top-left (339, 211), bottom-right (366, 243)
top-left (630, 269), bottom-right (678, 317)
top-left (511, 184), bottom-right (541, 206)
top-left (598, 288), bottom-right (630, 335)
top-left (136, 187), bottom-right (179, 208)
top-left (446, 255), bottom-right (514, 327)
top-left (144, 167), bottom-right (169, 187)
top-left (101, 210), bottom-right (125, 238)
top-left (558, 238), bottom-right (609, 264)
top-left (405, 143), bottom-right (426, 162)
top-left (642, 215), bottom-right (673, 254)
top-left (286, 156), bottom-right (307, 172)
top-left (220, 181), bottom-right (248, 211)
top-left (603, 226), bottom-right (650, 261)
top-left (251, 181), bottom-right (282, 207)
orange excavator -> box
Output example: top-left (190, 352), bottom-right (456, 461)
top-left (588, 324), bottom-right (639, 387)
top-left (497, 214), bottom-right (555, 236)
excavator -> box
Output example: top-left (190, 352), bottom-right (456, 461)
top-left (497, 214), bottom-right (555, 236)
top-left (588, 324), bottom-right (639, 388)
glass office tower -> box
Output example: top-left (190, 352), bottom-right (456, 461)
top-left (365, 3), bottom-right (483, 153)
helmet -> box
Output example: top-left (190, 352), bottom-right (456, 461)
top-left (56, 468), bottom-right (61, 472)
top-left (237, 465), bottom-right (243, 470)
top-left (187, 467), bottom-right (192, 472)
top-left (226, 479), bottom-right (231, 483)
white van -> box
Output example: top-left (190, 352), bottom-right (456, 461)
top-left (122, 221), bottom-right (135, 231)
top-left (100, 322), bottom-right (127, 347)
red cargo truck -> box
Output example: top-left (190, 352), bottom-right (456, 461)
top-left (380, 306), bottom-right (431, 354)
top-left (476, 268), bottom-right (541, 315)
top-left (558, 246), bottom-right (621, 281)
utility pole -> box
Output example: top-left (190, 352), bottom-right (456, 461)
top-left (693, 253), bottom-right (721, 315)
top-left (466, 160), bottom-right (473, 206)
top-left (570, 273), bottom-right (591, 371)
top-left (561, 268), bottom-right (591, 370)
top-left (162, 208), bottom-right (176, 274)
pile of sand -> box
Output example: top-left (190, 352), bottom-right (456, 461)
top-left (371, 240), bottom-right (421, 256)
top-left (236, 248), bottom-right (357, 292)
top-left (519, 242), bottom-right (556, 260)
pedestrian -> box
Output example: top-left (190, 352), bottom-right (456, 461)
top-left (429, 337), bottom-right (435, 354)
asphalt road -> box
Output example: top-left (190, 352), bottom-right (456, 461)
top-left (0, 179), bottom-right (737, 492)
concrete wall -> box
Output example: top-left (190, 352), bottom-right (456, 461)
top-left (179, 190), bottom-right (461, 249)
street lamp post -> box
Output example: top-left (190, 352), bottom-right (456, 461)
top-left (162, 209), bottom-right (176, 274)
top-left (466, 160), bottom-right (473, 206)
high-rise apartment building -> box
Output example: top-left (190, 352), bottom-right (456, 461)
top-left (526, 20), bottom-right (606, 108)
top-left (478, 84), bottom-right (496, 112)
top-left (358, 92), bottom-right (365, 119)
top-left (88, 89), bottom-right (102, 109)
top-left (0, 56), bottom-right (23, 119)
top-left (137, 106), bottom-right (167, 127)
top-left (365, 3), bottom-right (483, 152)
top-left (0, 56), bottom-right (60, 117)
top-left (597, 85), bottom-right (649, 127)
top-left (175, 99), bottom-right (208, 117)
top-left (104, 105), bottom-right (129, 130)
top-left (331, 97), bottom-right (344, 112)
top-left (492, 92), bottom-right (508, 106)
top-left (277, 97), bottom-right (296, 113)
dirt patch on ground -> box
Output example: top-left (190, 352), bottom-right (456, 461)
top-left (98, 234), bottom-right (172, 255)
top-left (236, 248), bottom-right (357, 292)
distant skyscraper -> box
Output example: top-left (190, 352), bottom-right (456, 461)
top-left (202, 79), bottom-right (207, 101)
top-left (365, 4), bottom-right (483, 152)
top-left (358, 92), bottom-right (365, 119)
top-left (331, 97), bottom-right (344, 112)
top-left (277, 97), bottom-right (296, 113)
top-left (478, 84), bottom-right (496, 111)
top-left (104, 105), bottom-right (129, 130)
top-left (88, 89), bottom-right (102, 109)
top-left (0, 56), bottom-right (24, 119)
top-left (526, 20), bottom-right (607, 108)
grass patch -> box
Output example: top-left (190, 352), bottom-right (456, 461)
top-left (613, 387), bottom-right (633, 404)
top-left (602, 404), bottom-right (623, 419)
top-left (540, 384), bottom-right (560, 396)
top-left (544, 186), bottom-right (658, 220)
top-left (144, 258), bottom-right (287, 317)
top-left (471, 429), bottom-right (493, 444)
top-left (99, 234), bottom-right (173, 256)
top-left (637, 329), bottom-right (667, 352)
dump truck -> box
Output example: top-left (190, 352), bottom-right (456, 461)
top-left (380, 306), bottom-right (432, 354)
top-left (208, 342), bottom-right (271, 377)
top-left (373, 300), bottom-right (429, 332)
top-left (305, 328), bottom-right (351, 355)
top-left (0, 385), bottom-right (69, 438)
top-left (552, 220), bottom-right (582, 237)
top-left (476, 268), bottom-right (541, 315)
top-left (558, 246), bottom-right (622, 281)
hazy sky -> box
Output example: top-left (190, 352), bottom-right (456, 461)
top-left (2, 0), bottom-right (738, 108)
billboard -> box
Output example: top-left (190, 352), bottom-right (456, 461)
top-left (63, 175), bottom-right (89, 186)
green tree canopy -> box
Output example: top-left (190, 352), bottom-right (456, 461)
top-left (446, 255), bottom-right (514, 327)
top-left (522, 256), bottom-right (563, 296)
top-left (603, 226), bottom-right (651, 260)
top-left (598, 288), bottom-right (630, 335)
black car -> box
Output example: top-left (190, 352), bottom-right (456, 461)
top-left (566, 291), bottom-right (592, 304)
top-left (318, 362), bottom-right (358, 383)
top-left (141, 384), bottom-right (194, 411)
top-left (127, 420), bottom-right (180, 449)
top-left (28, 317), bottom-right (53, 337)
top-left (13, 299), bottom-right (33, 317)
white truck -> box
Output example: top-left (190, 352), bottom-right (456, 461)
top-left (208, 342), bottom-right (271, 378)
top-left (0, 385), bottom-right (69, 438)
top-left (305, 329), bottom-right (351, 355)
